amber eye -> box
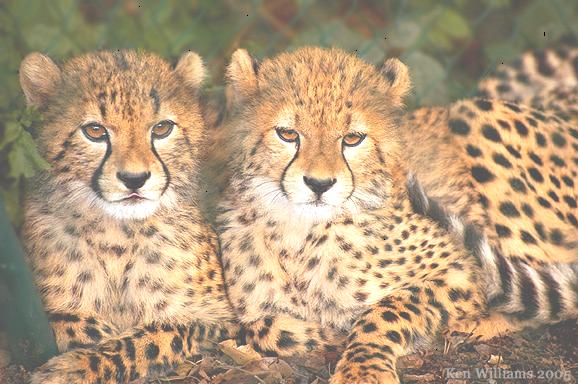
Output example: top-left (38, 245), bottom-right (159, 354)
top-left (81, 123), bottom-right (108, 142)
top-left (152, 120), bottom-right (175, 139)
top-left (343, 132), bottom-right (366, 147)
top-left (276, 127), bottom-right (299, 143)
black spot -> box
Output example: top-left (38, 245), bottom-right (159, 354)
top-left (362, 323), bottom-right (377, 333)
top-left (535, 132), bottom-right (547, 147)
top-left (505, 145), bottom-right (521, 158)
top-left (520, 230), bottom-right (537, 245)
top-left (550, 174), bottom-right (562, 187)
top-left (534, 223), bottom-right (547, 240)
top-left (399, 311), bottom-right (411, 321)
top-left (171, 335), bottom-right (183, 354)
top-left (549, 229), bottom-right (564, 245)
top-left (509, 177), bottom-right (527, 193)
top-left (499, 202), bottom-right (520, 217)
top-left (404, 303), bottom-right (421, 315)
top-left (493, 153), bottom-right (512, 168)
top-left (277, 331), bottom-right (297, 349)
top-left (475, 99), bottom-right (493, 111)
top-left (550, 155), bottom-right (565, 167)
top-left (514, 120), bottom-right (528, 136)
top-left (547, 190), bottom-right (559, 202)
top-left (466, 144), bottom-right (482, 157)
top-left (84, 326), bottom-right (102, 342)
top-left (381, 311), bottom-right (398, 322)
top-left (471, 166), bottom-right (495, 183)
top-left (89, 355), bottom-right (100, 372)
top-left (449, 119), bottom-right (470, 135)
top-left (145, 343), bottom-right (160, 360)
top-left (521, 204), bottom-right (534, 217)
top-left (504, 102), bottom-right (521, 112)
top-left (528, 167), bottom-right (544, 183)
top-left (562, 176), bottom-right (574, 187)
top-left (386, 330), bottom-right (402, 344)
top-left (567, 213), bottom-right (578, 227)
top-left (551, 132), bottom-right (567, 148)
top-left (495, 224), bottom-right (512, 238)
top-left (537, 197), bottom-right (551, 208)
top-left (529, 152), bottom-right (542, 166)
top-left (482, 125), bottom-right (501, 142)
top-left (563, 195), bottom-right (577, 208)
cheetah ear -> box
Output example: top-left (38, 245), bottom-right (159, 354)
top-left (380, 58), bottom-right (411, 106)
top-left (175, 51), bottom-right (206, 89)
top-left (226, 49), bottom-right (259, 109)
top-left (19, 52), bottom-right (61, 108)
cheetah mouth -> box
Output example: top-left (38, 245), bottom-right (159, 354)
top-left (116, 193), bottom-right (149, 203)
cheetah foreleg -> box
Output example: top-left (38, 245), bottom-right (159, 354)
top-left (30, 320), bottom-right (238, 384)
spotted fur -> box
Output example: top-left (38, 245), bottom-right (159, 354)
top-left (19, 50), bottom-right (236, 383)
top-left (477, 46), bottom-right (578, 123)
top-left (215, 47), bottom-right (493, 384)
top-left (403, 49), bottom-right (578, 334)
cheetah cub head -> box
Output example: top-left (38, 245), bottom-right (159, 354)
top-left (226, 47), bottom-right (411, 222)
top-left (20, 50), bottom-right (207, 220)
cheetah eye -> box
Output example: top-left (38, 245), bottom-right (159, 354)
top-left (276, 127), bottom-right (299, 143)
top-left (81, 123), bottom-right (108, 142)
top-left (152, 120), bottom-right (175, 139)
top-left (343, 132), bottom-right (366, 147)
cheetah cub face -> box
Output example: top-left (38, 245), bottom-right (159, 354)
top-left (227, 47), bottom-right (411, 223)
top-left (20, 50), bottom-right (207, 220)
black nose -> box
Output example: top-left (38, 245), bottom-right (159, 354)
top-left (303, 176), bottom-right (336, 196)
top-left (117, 171), bottom-right (151, 190)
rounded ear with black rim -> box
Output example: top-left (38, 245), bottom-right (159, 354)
top-left (226, 48), bottom-right (259, 110)
top-left (19, 52), bottom-right (61, 108)
top-left (175, 51), bottom-right (206, 90)
top-left (380, 58), bottom-right (411, 107)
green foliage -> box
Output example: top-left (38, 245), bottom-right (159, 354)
top-left (0, 0), bottom-right (577, 223)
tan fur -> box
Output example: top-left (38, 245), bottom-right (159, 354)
top-left (215, 47), bottom-right (490, 384)
top-left (20, 50), bottom-right (235, 383)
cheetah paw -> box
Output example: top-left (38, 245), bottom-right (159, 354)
top-left (30, 350), bottom-right (92, 384)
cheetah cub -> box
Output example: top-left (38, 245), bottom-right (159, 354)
top-left (20, 50), bottom-right (235, 383)
top-left (216, 47), bottom-right (492, 384)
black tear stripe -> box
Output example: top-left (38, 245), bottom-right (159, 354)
top-left (151, 141), bottom-right (171, 195)
top-left (279, 137), bottom-right (300, 198)
top-left (539, 268), bottom-right (563, 320)
top-left (91, 137), bottom-right (112, 198)
top-left (150, 88), bottom-right (160, 114)
top-left (341, 147), bottom-right (356, 202)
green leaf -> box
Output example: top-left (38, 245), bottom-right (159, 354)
top-left (388, 20), bottom-right (421, 49)
top-left (7, 131), bottom-right (50, 180)
top-left (435, 8), bottom-right (470, 40)
top-left (0, 122), bottom-right (22, 150)
top-left (404, 51), bottom-right (448, 107)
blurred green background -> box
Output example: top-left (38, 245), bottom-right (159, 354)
top-left (1, 0), bottom-right (578, 223)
